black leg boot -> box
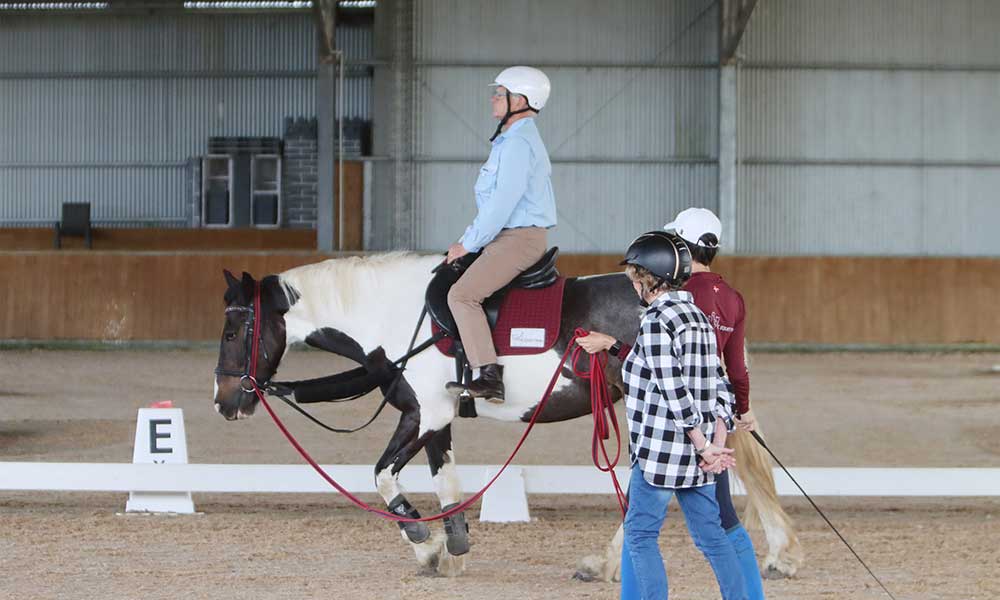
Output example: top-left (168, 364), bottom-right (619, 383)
top-left (465, 363), bottom-right (504, 404)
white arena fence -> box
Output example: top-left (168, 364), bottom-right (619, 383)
top-left (2, 408), bottom-right (996, 519)
top-left (1, 463), bottom-right (998, 496)
top-left (0, 463), bottom-right (997, 521)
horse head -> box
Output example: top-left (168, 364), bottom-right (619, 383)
top-left (213, 269), bottom-right (292, 421)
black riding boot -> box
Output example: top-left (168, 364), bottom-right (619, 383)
top-left (466, 363), bottom-right (504, 404)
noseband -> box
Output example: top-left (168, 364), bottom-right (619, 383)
top-left (214, 281), bottom-right (271, 392)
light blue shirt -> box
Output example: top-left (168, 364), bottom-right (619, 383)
top-left (459, 118), bottom-right (557, 253)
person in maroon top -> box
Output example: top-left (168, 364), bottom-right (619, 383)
top-left (579, 208), bottom-right (755, 427)
top-left (669, 208), bottom-right (754, 430)
top-left (578, 207), bottom-right (765, 600)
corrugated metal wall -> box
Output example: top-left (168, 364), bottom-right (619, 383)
top-left (0, 13), bottom-right (372, 227)
top-left (736, 0), bottom-right (1000, 256)
top-left (408, 0), bottom-right (721, 252)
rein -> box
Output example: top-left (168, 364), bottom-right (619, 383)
top-left (567, 328), bottom-right (628, 517)
top-left (241, 280), bottom-right (619, 523)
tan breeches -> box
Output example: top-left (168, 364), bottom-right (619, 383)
top-left (447, 227), bottom-right (547, 368)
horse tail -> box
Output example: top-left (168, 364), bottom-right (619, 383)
top-left (729, 426), bottom-right (804, 577)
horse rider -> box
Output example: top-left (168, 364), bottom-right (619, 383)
top-left (444, 66), bottom-right (556, 404)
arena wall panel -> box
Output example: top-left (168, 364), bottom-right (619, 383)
top-left (1, 254), bottom-right (997, 344)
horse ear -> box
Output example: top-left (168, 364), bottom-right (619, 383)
top-left (223, 269), bottom-right (243, 304)
top-left (224, 269), bottom-right (240, 290)
top-left (239, 271), bottom-right (258, 301)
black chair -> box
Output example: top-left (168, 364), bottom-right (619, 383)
top-left (54, 202), bottom-right (93, 249)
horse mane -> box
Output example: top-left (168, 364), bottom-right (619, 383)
top-left (278, 251), bottom-right (435, 321)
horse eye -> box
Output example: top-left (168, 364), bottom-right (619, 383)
top-left (224, 331), bottom-right (236, 342)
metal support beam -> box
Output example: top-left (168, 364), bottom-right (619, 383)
top-left (719, 0), bottom-right (758, 65)
top-left (718, 1), bottom-right (753, 252)
top-left (718, 65), bottom-right (737, 253)
top-left (390, 0), bottom-right (415, 249)
top-left (313, 0), bottom-right (337, 60)
top-left (314, 0), bottom-right (337, 252)
top-left (370, 0), bottom-right (414, 250)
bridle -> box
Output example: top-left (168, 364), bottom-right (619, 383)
top-left (214, 282), bottom-right (272, 393)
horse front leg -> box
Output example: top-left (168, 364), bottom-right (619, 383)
top-left (424, 424), bottom-right (469, 577)
top-left (374, 409), bottom-right (443, 572)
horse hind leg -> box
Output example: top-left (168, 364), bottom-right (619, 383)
top-left (730, 427), bottom-right (804, 579)
top-left (574, 522), bottom-right (623, 583)
top-left (425, 424), bottom-right (468, 578)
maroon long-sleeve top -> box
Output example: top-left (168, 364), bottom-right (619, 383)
top-left (615, 271), bottom-right (751, 415)
top-left (683, 272), bottom-right (750, 415)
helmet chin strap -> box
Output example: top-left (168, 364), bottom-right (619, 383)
top-left (490, 90), bottom-right (535, 141)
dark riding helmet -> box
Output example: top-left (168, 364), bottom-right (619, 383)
top-left (619, 231), bottom-right (693, 289)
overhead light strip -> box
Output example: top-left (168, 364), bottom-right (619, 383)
top-left (182, 1), bottom-right (375, 8)
top-left (0, 2), bottom-right (108, 9)
top-left (184, 1), bottom-right (312, 8)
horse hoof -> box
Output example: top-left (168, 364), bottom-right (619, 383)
top-left (574, 554), bottom-right (615, 583)
top-left (410, 531), bottom-right (446, 571)
top-left (763, 550), bottom-right (801, 579)
top-left (436, 549), bottom-right (467, 578)
top-left (763, 565), bottom-right (792, 580)
top-left (418, 566), bottom-right (442, 578)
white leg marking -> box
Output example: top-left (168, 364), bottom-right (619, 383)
top-left (432, 450), bottom-right (462, 507)
top-left (376, 463), bottom-right (402, 504)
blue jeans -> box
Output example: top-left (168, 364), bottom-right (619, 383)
top-left (622, 465), bottom-right (747, 600)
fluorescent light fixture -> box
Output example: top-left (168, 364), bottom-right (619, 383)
top-left (184, 1), bottom-right (312, 8)
top-left (0, 2), bottom-right (108, 8)
top-left (183, 0), bottom-right (375, 8)
top-left (0, 0), bottom-right (373, 10)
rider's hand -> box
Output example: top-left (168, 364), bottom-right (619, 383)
top-left (446, 243), bottom-right (469, 264)
top-left (575, 332), bottom-right (616, 355)
top-left (736, 409), bottom-right (757, 432)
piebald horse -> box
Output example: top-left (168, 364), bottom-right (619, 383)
top-left (211, 252), bottom-right (802, 578)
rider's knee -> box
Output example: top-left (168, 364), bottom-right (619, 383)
top-left (447, 282), bottom-right (479, 308)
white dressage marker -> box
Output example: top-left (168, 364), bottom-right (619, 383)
top-left (478, 466), bottom-right (530, 522)
top-left (124, 406), bottom-right (195, 514)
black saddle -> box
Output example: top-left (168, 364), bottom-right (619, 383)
top-left (425, 246), bottom-right (560, 340)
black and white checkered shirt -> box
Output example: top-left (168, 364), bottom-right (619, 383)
top-left (621, 291), bottom-right (736, 489)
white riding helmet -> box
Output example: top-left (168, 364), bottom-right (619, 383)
top-left (491, 66), bottom-right (551, 111)
top-left (663, 207), bottom-right (722, 248)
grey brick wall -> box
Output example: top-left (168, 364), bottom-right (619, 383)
top-left (282, 117), bottom-right (319, 229)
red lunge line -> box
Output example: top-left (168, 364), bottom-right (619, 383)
top-left (249, 282), bottom-right (626, 523)
top-left (570, 328), bottom-right (629, 517)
